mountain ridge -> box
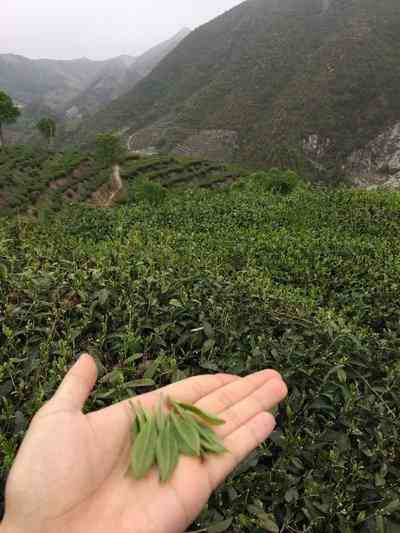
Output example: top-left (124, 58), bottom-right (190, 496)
top-left (75, 0), bottom-right (400, 176)
top-left (0, 29), bottom-right (191, 142)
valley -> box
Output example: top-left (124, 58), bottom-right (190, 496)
top-left (1, 0), bottom-right (400, 531)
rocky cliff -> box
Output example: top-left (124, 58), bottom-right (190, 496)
top-left (347, 123), bottom-right (400, 189)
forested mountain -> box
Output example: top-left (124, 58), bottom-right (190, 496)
top-left (0, 29), bottom-right (190, 142)
top-left (76, 0), bottom-right (400, 176)
top-left (0, 54), bottom-right (134, 110)
top-left (64, 28), bottom-right (191, 118)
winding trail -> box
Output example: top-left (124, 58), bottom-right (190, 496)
top-left (105, 164), bottom-right (122, 207)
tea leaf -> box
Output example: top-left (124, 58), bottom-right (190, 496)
top-left (131, 416), bottom-right (141, 442)
top-left (135, 401), bottom-right (148, 430)
top-left (171, 410), bottom-right (201, 456)
top-left (195, 420), bottom-right (222, 441)
top-left (207, 517), bottom-right (233, 532)
top-left (156, 394), bottom-right (166, 433)
top-left (168, 423), bottom-right (179, 478)
top-left (174, 400), bottom-right (225, 426)
top-left (194, 419), bottom-right (227, 453)
top-left (156, 416), bottom-right (179, 482)
top-left (201, 437), bottom-right (227, 455)
top-left (130, 415), bottom-right (157, 479)
top-left (174, 427), bottom-right (199, 456)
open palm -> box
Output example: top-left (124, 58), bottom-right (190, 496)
top-left (2, 354), bottom-right (287, 533)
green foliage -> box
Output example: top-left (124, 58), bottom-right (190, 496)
top-left (249, 168), bottom-right (301, 194)
top-left (119, 155), bottom-right (247, 190)
top-left (36, 117), bottom-right (56, 144)
top-left (1, 184), bottom-right (400, 530)
top-left (126, 178), bottom-right (168, 206)
top-left (0, 91), bottom-right (20, 126)
top-left (0, 147), bottom-right (248, 216)
top-left (95, 132), bottom-right (127, 168)
top-left (0, 90), bottom-right (20, 144)
top-left (0, 145), bottom-right (111, 215)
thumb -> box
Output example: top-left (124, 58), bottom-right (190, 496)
top-left (53, 353), bottom-right (98, 411)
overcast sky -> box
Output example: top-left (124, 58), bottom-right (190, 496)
top-left (1, 0), bottom-right (244, 61)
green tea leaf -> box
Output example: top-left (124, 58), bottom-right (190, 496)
top-left (195, 420), bottom-right (222, 441)
top-left (168, 425), bottom-right (179, 478)
top-left (207, 518), bottom-right (233, 532)
top-left (194, 419), bottom-right (227, 453)
top-left (200, 437), bottom-right (227, 454)
top-left (156, 417), bottom-right (179, 482)
top-left (156, 394), bottom-right (166, 433)
top-left (174, 427), bottom-right (199, 456)
top-left (124, 378), bottom-right (155, 388)
top-left (130, 415), bottom-right (157, 479)
top-left (131, 416), bottom-right (140, 442)
top-left (156, 418), bottom-right (170, 482)
top-left (171, 410), bottom-right (201, 456)
top-left (135, 401), bottom-right (148, 429)
top-left (172, 399), bottom-right (225, 426)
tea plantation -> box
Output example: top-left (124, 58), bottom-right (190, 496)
top-left (1, 179), bottom-right (400, 532)
top-left (0, 146), bottom-right (247, 216)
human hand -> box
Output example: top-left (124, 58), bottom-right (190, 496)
top-left (1, 354), bottom-right (287, 533)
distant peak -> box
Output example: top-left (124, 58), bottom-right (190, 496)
top-left (175, 27), bottom-right (191, 38)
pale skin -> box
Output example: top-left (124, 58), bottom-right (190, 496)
top-left (1, 354), bottom-right (288, 533)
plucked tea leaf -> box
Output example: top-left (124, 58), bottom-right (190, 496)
top-left (195, 420), bottom-right (227, 452)
top-left (134, 401), bottom-right (148, 430)
top-left (131, 416), bottom-right (140, 442)
top-left (200, 437), bottom-right (227, 455)
top-left (130, 416), bottom-right (157, 479)
top-left (171, 410), bottom-right (201, 456)
top-left (156, 394), bottom-right (166, 433)
top-left (171, 399), bottom-right (225, 426)
top-left (174, 426), bottom-right (199, 456)
top-left (156, 416), bottom-right (179, 482)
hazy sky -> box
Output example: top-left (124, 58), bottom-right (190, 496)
top-left (1, 0), bottom-right (244, 61)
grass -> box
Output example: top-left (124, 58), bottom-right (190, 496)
top-left (1, 180), bottom-right (400, 531)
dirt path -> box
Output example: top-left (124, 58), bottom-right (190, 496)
top-left (105, 164), bottom-right (122, 206)
top-left (127, 134), bottom-right (134, 152)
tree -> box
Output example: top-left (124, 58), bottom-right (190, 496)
top-left (0, 91), bottom-right (20, 146)
top-left (95, 132), bottom-right (127, 168)
top-left (36, 117), bottom-right (56, 147)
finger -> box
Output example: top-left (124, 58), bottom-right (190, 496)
top-left (204, 411), bottom-right (276, 490)
top-left (113, 373), bottom-right (240, 416)
top-left (195, 369), bottom-right (283, 414)
top-left (215, 377), bottom-right (287, 438)
top-left (53, 353), bottom-right (98, 411)
top-left (95, 374), bottom-right (241, 465)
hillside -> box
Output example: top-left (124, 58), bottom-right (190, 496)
top-left (76, 0), bottom-right (400, 178)
top-left (0, 145), bottom-right (112, 215)
top-left (63, 55), bottom-right (140, 119)
top-left (0, 29), bottom-right (190, 142)
top-left (0, 54), bottom-right (113, 109)
top-left (1, 182), bottom-right (400, 530)
top-left (0, 145), bottom-right (246, 216)
top-left (64, 29), bottom-right (191, 120)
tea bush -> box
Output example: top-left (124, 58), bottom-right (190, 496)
top-left (249, 168), bottom-right (301, 194)
top-left (1, 185), bottom-right (400, 531)
top-left (127, 178), bottom-right (168, 206)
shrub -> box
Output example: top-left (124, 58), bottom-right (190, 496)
top-left (125, 153), bottom-right (142, 161)
top-left (249, 168), bottom-right (300, 194)
top-left (129, 179), bottom-right (168, 206)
